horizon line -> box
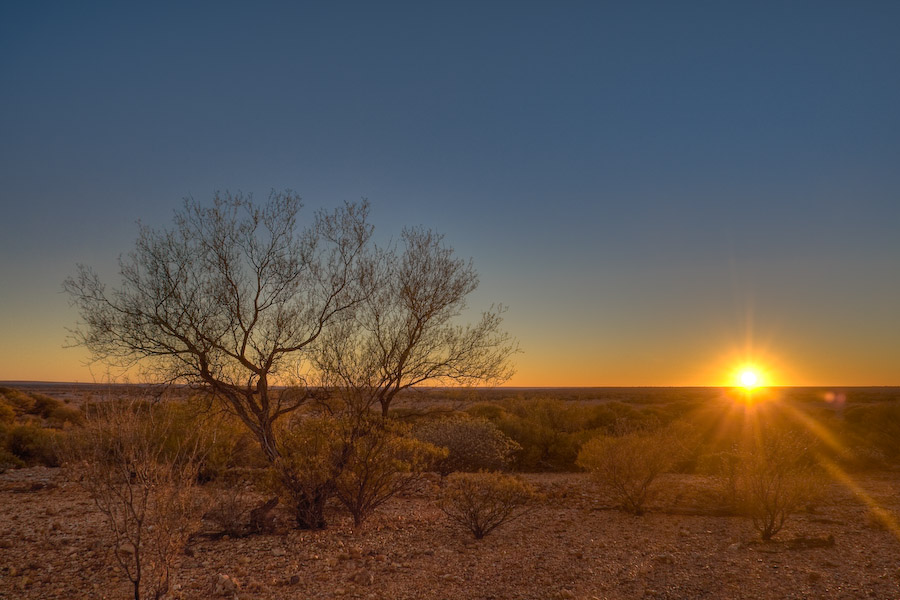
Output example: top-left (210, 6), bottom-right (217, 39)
top-left (3, 380), bottom-right (899, 390)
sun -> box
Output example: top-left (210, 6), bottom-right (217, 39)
top-left (739, 369), bottom-right (761, 390)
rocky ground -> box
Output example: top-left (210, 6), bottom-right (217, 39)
top-left (1, 467), bottom-right (899, 600)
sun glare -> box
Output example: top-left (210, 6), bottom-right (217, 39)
top-left (739, 368), bottom-right (761, 390)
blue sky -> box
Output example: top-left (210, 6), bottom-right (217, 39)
top-left (1, 1), bottom-right (898, 384)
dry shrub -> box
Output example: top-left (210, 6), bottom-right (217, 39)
top-left (576, 427), bottom-right (679, 515)
top-left (186, 410), bottom-right (267, 483)
top-left (0, 398), bottom-right (15, 425)
top-left (725, 432), bottom-right (823, 541)
top-left (205, 485), bottom-right (252, 537)
top-left (0, 387), bottom-right (79, 469)
top-left (272, 415), bottom-right (345, 529)
top-left (274, 415), bottom-right (445, 528)
top-left (26, 393), bottom-right (62, 418)
top-left (5, 423), bottom-right (63, 466)
top-left (439, 472), bottom-right (536, 539)
top-left (0, 444), bottom-right (24, 473)
top-left (69, 400), bottom-right (206, 600)
top-left (335, 419), bottom-right (445, 526)
top-left (414, 415), bottom-right (520, 478)
top-left (0, 387), bottom-right (37, 415)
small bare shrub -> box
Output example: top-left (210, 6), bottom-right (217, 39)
top-left (439, 472), bottom-right (536, 539)
top-left (576, 427), bottom-right (679, 515)
top-left (204, 479), bottom-right (258, 537)
top-left (414, 416), bottom-right (520, 478)
top-left (727, 432), bottom-right (823, 541)
top-left (69, 400), bottom-right (206, 600)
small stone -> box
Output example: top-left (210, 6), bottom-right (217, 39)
top-left (289, 574), bottom-right (301, 585)
top-left (351, 569), bottom-right (374, 586)
top-left (271, 548), bottom-right (286, 557)
top-left (213, 573), bottom-right (240, 597)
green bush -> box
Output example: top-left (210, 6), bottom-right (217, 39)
top-left (467, 399), bottom-right (592, 470)
top-left (164, 406), bottom-right (266, 483)
top-left (466, 398), bottom-right (665, 471)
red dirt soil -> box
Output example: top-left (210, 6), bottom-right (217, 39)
top-left (1, 467), bottom-right (899, 599)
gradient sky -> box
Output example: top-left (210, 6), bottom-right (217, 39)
top-left (1, 2), bottom-right (899, 386)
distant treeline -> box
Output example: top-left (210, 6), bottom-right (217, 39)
top-left (2, 384), bottom-right (899, 474)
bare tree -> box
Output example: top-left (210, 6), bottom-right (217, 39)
top-left (64, 192), bottom-right (373, 461)
top-left (66, 193), bottom-right (518, 531)
top-left (314, 227), bottom-right (517, 417)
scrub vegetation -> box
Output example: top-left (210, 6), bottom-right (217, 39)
top-left (1, 383), bottom-right (900, 599)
